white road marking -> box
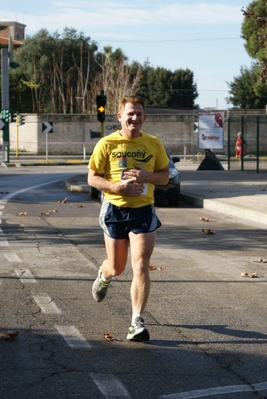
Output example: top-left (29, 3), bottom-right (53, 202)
top-left (254, 382), bottom-right (267, 391)
top-left (0, 238), bottom-right (9, 246)
top-left (15, 268), bottom-right (37, 283)
top-left (55, 325), bottom-right (91, 349)
top-left (159, 381), bottom-right (267, 398)
top-left (4, 253), bottom-right (22, 263)
top-left (0, 227), bottom-right (9, 247)
top-left (90, 373), bottom-right (131, 399)
top-left (32, 293), bottom-right (61, 314)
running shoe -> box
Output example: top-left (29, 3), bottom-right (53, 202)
top-left (126, 316), bottom-right (150, 341)
top-left (92, 268), bottom-right (110, 302)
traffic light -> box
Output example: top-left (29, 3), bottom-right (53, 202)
top-left (9, 111), bottom-right (17, 123)
top-left (9, 61), bottom-right (20, 69)
top-left (8, 34), bottom-right (20, 69)
top-left (96, 91), bottom-right (106, 123)
top-left (1, 109), bottom-right (9, 123)
top-left (19, 115), bottom-right (25, 125)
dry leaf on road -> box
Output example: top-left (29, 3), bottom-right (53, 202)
top-left (241, 272), bottom-right (258, 278)
top-left (254, 257), bottom-right (267, 263)
top-left (58, 198), bottom-right (67, 203)
top-left (0, 331), bottom-right (19, 341)
top-left (199, 216), bottom-right (210, 222)
top-left (103, 332), bottom-right (114, 341)
top-left (149, 265), bottom-right (163, 271)
top-left (202, 228), bottom-right (214, 235)
top-left (40, 209), bottom-right (58, 216)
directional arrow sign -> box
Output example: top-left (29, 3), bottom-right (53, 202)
top-left (0, 119), bottom-right (5, 130)
top-left (42, 121), bottom-right (53, 133)
top-left (194, 122), bottom-right (198, 133)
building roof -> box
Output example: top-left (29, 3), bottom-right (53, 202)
top-left (0, 36), bottom-right (23, 47)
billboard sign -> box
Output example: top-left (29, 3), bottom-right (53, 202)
top-left (198, 112), bottom-right (224, 149)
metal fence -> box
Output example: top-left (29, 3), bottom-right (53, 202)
top-left (228, 115), bottom-right (267, 172)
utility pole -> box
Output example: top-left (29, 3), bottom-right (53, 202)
top-left (1, 48), bottom-right (10, 163)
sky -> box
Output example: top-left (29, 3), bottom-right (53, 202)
top-left (1, 0), bottom-right (254, 109)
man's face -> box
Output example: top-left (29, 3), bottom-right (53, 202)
top-left (117, 102), bottom-right (146, 135)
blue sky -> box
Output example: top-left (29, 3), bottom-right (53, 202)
top-left (1, 0), bottom-right (254, 109)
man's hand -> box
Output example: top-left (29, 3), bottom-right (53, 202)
top-left (122, 166), bottom-right (148, 184)
top-left (119, 177), bottom-right (144, 196)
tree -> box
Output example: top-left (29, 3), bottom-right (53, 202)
top-left (226, 63), bottom-right (267, 108)
top-left (241, 0), bottom-right (267, 81)
top-left (12, 29), bottom-right (143, 114)
top-left (168, 69), bottom-right (198, 109)
top-left (136, 64), bottom-right (198, 109)
top-left (9, 27), bottom-right (199, 114)
top-left (14, 28), bottom-right (98, 113)
top-left (94, 46), bottom-right (142, 114)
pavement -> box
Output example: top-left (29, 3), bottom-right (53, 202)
top-left (4, 155), bottom-right (267, 227)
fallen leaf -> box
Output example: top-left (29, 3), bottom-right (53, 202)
top-left (0, 331), bottom-right (19, 340)
top-left (58, 198), bottom-right (67, 204)
top-left (17, 212), bottom-right (27, 216)
top-left (103, 332), bottom-right (114, 341)
top-left (199, 216), bottom-right (210, 222)
top-left (202, 228), bottom-right (214, 235)
top-left (40, 209), bottom-right (58, 216)
top-left (149, 265), bottom-right (163, 271)
top-left (241, 272), bottom-right (258, 278)
top-left (254, 257), bottom-right (267, 263)
top-left (76, 204), bottom-right (84, 208)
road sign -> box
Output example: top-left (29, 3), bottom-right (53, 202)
top-left (0, 119), bottom-right (5, 130)
top-left (42, 121), bottom-right (53, 133)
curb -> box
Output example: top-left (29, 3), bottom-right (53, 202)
top-left (4, 160), bottom-right (89, 167)
top-left (203, 198), bottom-right (267, 226)
top-left (180, 193), bottom-right (203, 208)
top-left (65, 174), bottom-right (89, 193)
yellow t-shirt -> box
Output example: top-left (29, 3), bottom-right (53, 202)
top-left (88, 130), bottom-right (169, 208)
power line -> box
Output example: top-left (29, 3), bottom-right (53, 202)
top-left (98, 37), bottom-right (241, 44)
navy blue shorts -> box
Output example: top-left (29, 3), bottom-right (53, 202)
top-left (99, 199), bottom-right (162, 239)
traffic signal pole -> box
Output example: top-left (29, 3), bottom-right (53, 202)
top-left (100, 122), bottom-right (104, 138)
top-left (1, 48), bottom-right (10, 163)
top-left (16, 113), bottom-right (19, 157)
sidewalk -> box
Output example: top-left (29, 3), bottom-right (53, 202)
top-left (177, 160), bottom-right (267, 226)
top-left (5, 156), bottom-right (267, 227)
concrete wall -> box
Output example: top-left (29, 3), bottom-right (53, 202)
top-left (9, 112), bottom-right (231, 156)
top-left (11, 110), bottom-right (267, 156)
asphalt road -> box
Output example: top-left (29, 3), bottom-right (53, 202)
top-left (0, 165), bottom-right (267, 399)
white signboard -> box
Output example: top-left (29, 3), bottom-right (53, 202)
top-left (198, 112), bottom-right (224, 149)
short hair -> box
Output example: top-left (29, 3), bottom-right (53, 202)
top-left (118, 96), bottom-right (145, 113)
